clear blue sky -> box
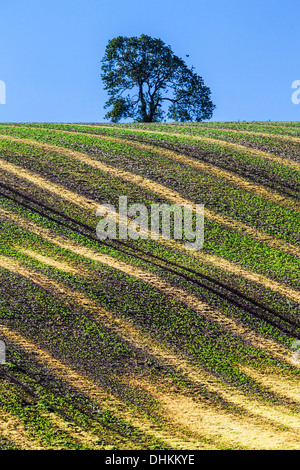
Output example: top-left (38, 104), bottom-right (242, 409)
top-left (0, 0), bottom-right (299, 122)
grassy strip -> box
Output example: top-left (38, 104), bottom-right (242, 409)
top-left (26, 123), bottom-right (299, 200)
top-left (0, 205), bottom-right (299, 388)
top-left (1, 183), bottom-right (299, 323)
top-left (102, 123), bottom-right (300, 161)
top-left (0, 141), bottom-right (299, 291)
top-left (1, 348), bottom-right (158, 449)
top-left (0, 124), bottom-right (299, 188)
top-left (0, 136), bottom-right (299, 245)
top-left (1, 193), bottom-right (298, 337)
top-left (8, 122), bottom-right (299, 176)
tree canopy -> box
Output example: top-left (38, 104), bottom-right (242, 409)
top-left (101, 35), bottom-right (216, 123)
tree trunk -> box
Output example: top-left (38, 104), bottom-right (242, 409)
top-left (138, 82), bottom-right (149, 122)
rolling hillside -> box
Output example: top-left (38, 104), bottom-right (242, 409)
top-left (0, 121), bottom-right (299, 450)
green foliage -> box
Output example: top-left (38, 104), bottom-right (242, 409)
top-left (101, 35), bottom-right (215, 123)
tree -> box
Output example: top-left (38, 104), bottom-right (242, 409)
top-left (101, 35), bottom-right (216, 123)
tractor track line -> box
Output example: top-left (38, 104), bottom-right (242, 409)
top-left (3, 256), bottom-right (300, 449)
top-left (0, 133), bottom-right (299, 258)
top-left (0, 207), bottom-right (295, 363)
top-left (1, 183), bottom-right (299, 332)
top-left (2, 181), bottom-right (300, 332)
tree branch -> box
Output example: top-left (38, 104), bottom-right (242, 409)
top-left (160, 97), bottom-right (178, 103)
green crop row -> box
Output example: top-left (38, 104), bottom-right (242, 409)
top-left (0, 134), bottom-right (299, 289)
top-left (11, 123), bottom-right (298, 191)
top-left (0, 127), bottom-right (298, 244)
top-left (0, 197), bottom-right (299, 386)
top-left (108, 123), bottom-right (300, 161)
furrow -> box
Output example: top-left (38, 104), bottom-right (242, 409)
top-left (124, 376), bottom-right (300, 450)
top-left (1, 181), bottom-right (299, 307)
top-left (78, 124), bottom-right (300, 171)
top-left (2, 253), bottom-right (300, 449)
top-left (0, 324), bottom-right (209, 450)
top-left (0, 133), bottom-right (299, 258)
top-left (0, 210), bottom-right (294, 364)
top-left (40, 126), bottom-right (298, 211)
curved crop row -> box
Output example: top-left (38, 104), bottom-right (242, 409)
top-left (0, 122), bottom-right (299, 450)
